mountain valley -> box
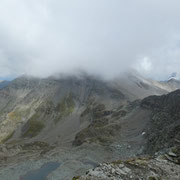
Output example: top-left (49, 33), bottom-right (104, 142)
top-left (0, 72), bottom-right (180, 180)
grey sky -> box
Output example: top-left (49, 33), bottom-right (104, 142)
top-left (0, 0), bottom-right (180, 80)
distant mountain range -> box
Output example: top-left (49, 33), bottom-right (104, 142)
top-left (0, 71), bottom-right (179, 144)
top-left (0, 80), bottom-right (10, 89)
top-left (0, 71), bottom-right (180, 179)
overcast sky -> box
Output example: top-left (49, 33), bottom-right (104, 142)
top-left (0, 0), bottom-right (180, 80)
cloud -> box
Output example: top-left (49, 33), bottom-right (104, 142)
top-left (0, 0), bottom-right (180, 80)
top-left (136, 57), bottom-right (152, 73)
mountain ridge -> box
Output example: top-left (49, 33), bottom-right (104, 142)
top-left (0, 71), bottom-right (180, 179)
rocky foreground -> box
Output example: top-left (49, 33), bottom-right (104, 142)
top-left (74, 147), bottom-right (180, 180)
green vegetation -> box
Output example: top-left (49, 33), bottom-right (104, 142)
top-left (112, 160), bottom-right (123, 165)
top-left (80, 103), bottom-right (107, 119)
top-left (55, 94), bottom-right (75, 123)
top-left (8, 111), bottom-right (22, 121)
top-left (21, 141), bottom-right (55, 155)
top-left (73, 103), bottom-right (123, 146)
top-left (148, 176), bottom-right (162, 180)
top-left (7, 108), bottom-right (31, 123)
top-left (73, 123), bottom-right (121, 146)
top-left (1, 131), bottom-right (14, 143)
top-left (72, 176), bottom-right (80, 180)
top-left (23, 118), bottom-right (45, 137)
top-left (21, 141), bottom-right (50, 150)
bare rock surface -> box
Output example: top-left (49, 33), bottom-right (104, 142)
top-left (76, 153), bottom-right (180, 180)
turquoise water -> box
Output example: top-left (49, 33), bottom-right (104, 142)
top-left (21, 162), bottom-right (60, 180)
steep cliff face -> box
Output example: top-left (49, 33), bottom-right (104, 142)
top-left (141, 89), bottom-right (180, 154)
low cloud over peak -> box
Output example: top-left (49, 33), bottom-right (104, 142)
top-left (0, 0), bottom-right (180, 80)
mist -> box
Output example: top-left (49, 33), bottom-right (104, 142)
top-left (0, 0), bottom-right (180, 80)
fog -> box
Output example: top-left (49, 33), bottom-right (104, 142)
top-left (0, 0), bottom-right (180, 80)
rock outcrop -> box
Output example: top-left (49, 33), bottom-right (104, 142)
top-left (141, 89), bottom-right (180, 154)
top-left (75, 147), bottom-right (180, 180)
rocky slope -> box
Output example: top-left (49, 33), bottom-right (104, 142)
top-left (0, 73), bottom-right (154, 142)
top-left (75, 90), bottom-right (180, 180)
top-left (75, 149), bottom-right (180, 180)
top-left (112, 70), bottom-right (180, 100)
top-left (141, 89), bottom-right (180, 154)
top-left (0, 72), bottom-right (180, 179)
top-left (0, 71), bottom-right (179, 145)
top-left (0, 80), bottom-right (10, 89)
top-left (0, 74), bottom-right (127, 145)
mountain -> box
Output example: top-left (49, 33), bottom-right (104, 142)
top-left (0, 75), bottom-right (126, 144)
top-left (112, 70), bottom-right (180, 100)
top-left (76, 90), bottom-right (180, 180)
top-left (0, 80), bottom-right (10, 89)
top-left (1, 71), bottom-right (179, 145)
top-left (0, 71), bottom-right (180, 179)
top-left (141, 89), bottom-right (180, 154)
